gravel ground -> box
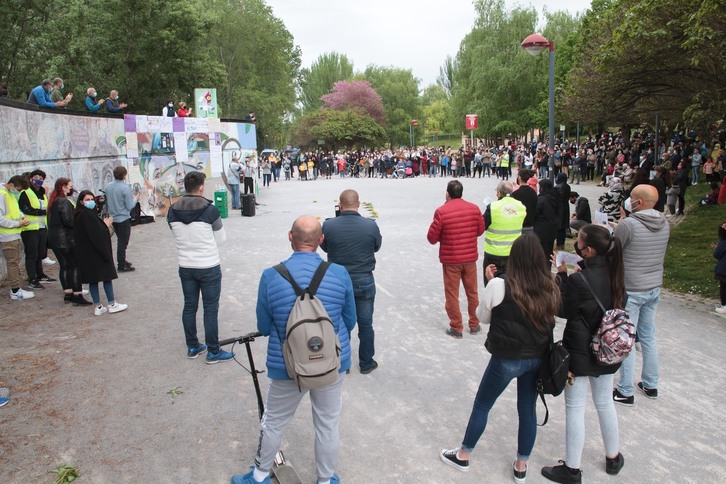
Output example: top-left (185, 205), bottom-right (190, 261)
top-left (1, 173), bottom-right (724, 483)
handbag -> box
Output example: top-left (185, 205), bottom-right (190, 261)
top-left (536, 329), bottom-right (570, 426)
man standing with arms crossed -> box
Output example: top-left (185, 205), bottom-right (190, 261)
top-left (232, 215), bottom-right (356, 484)
top-left (427, 180), bottom-right (485, 338)
top-left (105, 167), bottom-right (137, 272)
top-left (321, 189), bottom-right (382, 374)
top-left (167, 171), bottom-right (233, 363)
top-left (613, 185), bottom-right (669, 405)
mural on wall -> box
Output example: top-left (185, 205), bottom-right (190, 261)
top-left (0, 103), bottom-right (256, 217)
top-left (123, 115), bottom-right (256, 216)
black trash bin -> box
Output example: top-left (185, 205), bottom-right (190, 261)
top-left (241, 194), bottom-right (256, 217)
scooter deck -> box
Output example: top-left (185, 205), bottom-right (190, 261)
top-left (271, 465), bottom-right (303, 484)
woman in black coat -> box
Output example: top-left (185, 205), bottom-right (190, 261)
top-left (47, 178), bottom-right (91, 305)
top-left (673, 162), bottom-right (690, 215)
top-left (554, 173), bottom-right (571, 249)
top-left (73, 190), bottom-right (127, 316)
top-left (541, 224), bottom-right (626, 482)
top-left (533, 178), bottom-right (560, 259)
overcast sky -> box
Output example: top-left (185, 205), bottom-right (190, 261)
top-left (264, 0), bottom-right (589, 88)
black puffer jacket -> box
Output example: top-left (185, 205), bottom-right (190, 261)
top-left (556, 256), bottom-right (624, 376)
top-left (48, 197), bottom-right (75, 249)
top-left (485, 283), bottom-right (550, 360)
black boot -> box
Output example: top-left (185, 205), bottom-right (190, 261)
top-left (71, 294), bottom-right (93, 306)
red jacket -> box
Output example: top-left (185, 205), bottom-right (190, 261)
top-left (427, 198), bottom-right (485, 264)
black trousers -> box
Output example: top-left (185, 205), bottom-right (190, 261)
top-left (243, 177), bottom-right (254, 194)
top-left (20, 229), bottom-right (42, 281)
top-left (53, 246), bottom-right (81, 292)
top-left (112, 219), bottom-right (132, 268)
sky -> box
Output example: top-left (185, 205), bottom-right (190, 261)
top-left (264, 0), bottom-right (589, 88)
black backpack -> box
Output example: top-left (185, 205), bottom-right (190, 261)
top-left (535, 330), bottom-right (570, 426)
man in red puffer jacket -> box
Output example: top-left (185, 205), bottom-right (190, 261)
top-left (427, 180), bottom-right (485, 339)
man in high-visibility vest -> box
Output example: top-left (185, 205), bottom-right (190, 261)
top-left (18, 171), bottom-right (57, 288)
top-left (482, 181), bottom-right (526, 282)
top-left (0, 176), bottom-right (34, 300)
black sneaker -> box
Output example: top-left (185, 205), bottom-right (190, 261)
top-left (541, 461), bottom-right (582, 483)
top-left (470, 325), bottom-right (482, 335)
top-left (612, 389), bottom-right (634, 405)
top-left (118, 263), bottom-right (136, 272)
top-left (360, 359), bottom-right (378, 375)
top-left (440, 448), bottom-right (469, 472)
top-left (28, 279), bottom-right (44, 289)
top-left (37, 275), bottom-right (57, 283)
top-left (446, 327), bottom-right (463, 339)
top-left (637, 382), bottom-right (658, 399)
top-left (606, 453), bottom-right (624, 475)
top-left (513, 461), bottom-right (527, 484)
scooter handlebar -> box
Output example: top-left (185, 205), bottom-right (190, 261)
top-left (218, 331), bottom-right (263, 347)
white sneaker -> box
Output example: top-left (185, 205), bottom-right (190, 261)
top-left (108, 302), bottom-right (128, 314)
top-left (42, 257), bottom-right (57, 266)
top-left (10, 288), bottom-right (35, 300)
top-left (716, 305), bottom-right (726, 314)
top-left (94, 305), bottom-right (108, 316)
top-left (81, 289), bottom-right (89, 296)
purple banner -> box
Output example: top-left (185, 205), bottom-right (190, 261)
top-left (173, 117), bottom-right (185, 133)
top-left (123, 114), bottom-right (136, 132)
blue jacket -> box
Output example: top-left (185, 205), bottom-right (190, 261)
top-left (104, 180), bottom-right (136, 223)
top-left (85, 95), bottom-right (102, 112)
top-left (321, 211), bottom-right (382, 276)
top-left (27, 85), bottom-right (56, 108)
top-left (714, 240), bottom-right (726, 278)
top-left (257, 251), bottom-right (357, 380)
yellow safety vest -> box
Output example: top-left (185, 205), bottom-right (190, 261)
top-left (484, 196), bottom-right (526, 256)
top-left (0, 187), bottom-right (23, 235)
top-left (500, 153), bottom-right (510, 168)
top-left (21, 188), bottom-right (41, 231)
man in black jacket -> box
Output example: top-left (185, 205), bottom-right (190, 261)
top-left (512, 169), bottom-right (537, 234)
top-left (321, 189), bottom-right (382, 374)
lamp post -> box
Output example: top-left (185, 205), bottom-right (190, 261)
top-left (521, 33), bottom-right (555, 178)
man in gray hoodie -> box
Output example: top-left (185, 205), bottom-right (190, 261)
top-left (612, 185), bottom-right (669, 405)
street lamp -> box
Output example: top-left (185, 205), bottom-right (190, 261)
top-left (521, 33), bottom-right (555, 172)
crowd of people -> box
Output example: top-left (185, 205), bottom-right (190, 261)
top-left (1, 168), bottom-right (132, 315)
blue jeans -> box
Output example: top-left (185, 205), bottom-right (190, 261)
top-left (89, 280), bottom-right (115, 305)
top-left (229, 183), bottom-right (240, 209)
top-left (617, 287), bottom-right (660, 396)
top-left (179, 265), bottom-right (222, 353)
top-left (691, 165), bottom-right (700, 184)
top-left (462, 356), bottom-right (542, 460)
top-left (351, 274), bottom-right (376, 370)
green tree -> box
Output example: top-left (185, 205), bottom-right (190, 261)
top-left (299, 52), bottom-right (354, 113)
top-left (363, 66), bottom-right (419, 147)
top-left (291, 109), bottom-right (386, 151)
top-left (419, 84), bottom-right (453, 141)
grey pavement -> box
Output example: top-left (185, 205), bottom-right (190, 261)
top-left (1, 173), bottom-right (724, 483)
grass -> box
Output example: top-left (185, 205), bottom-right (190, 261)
top-left (663, 183), bottom-right (724, 299)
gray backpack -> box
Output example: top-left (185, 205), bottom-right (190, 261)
top-left (273, 262), bottom-right (341, 391)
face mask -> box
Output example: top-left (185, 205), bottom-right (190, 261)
top-left (574, 243), bottom-right (584, 257)
top-left (32, 178), bottom-right (43, 187)
top-left (83, 200), bottom-right (96, 210)
top-left (168, 103), bottom-right (173, 107)
top-left (623, 197), bottom-right (640, 213)
top-left (115, 95), bottom-right (119, 100)
top-left (92, 92), bottom-right (97, 98)
top-left (61, 83), bottom-right (64, 89)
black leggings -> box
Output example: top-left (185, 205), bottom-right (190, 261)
top-left (53, 247), bottom-right (81, 292)
top-left (720, 279), bottom-right (726, 305)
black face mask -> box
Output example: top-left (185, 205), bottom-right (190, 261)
top-left (574, 244), bottom-right (584, 258)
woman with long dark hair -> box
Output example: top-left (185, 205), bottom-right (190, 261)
top-left (441, 233), bottom-right (560, 483)
top-left (73, 190), bottom-right (127, 315)
top-left (542, 224), bottom-right (626, 482)
top-left (47, 178), bottom-right (91, 305)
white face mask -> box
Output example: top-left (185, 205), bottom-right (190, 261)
top-left (623, 197), bottom-right (640, 213)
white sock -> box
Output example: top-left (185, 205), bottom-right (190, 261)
top-left (253, 468), bottom-right (268, 482)
top-left (318, 480), bottom-right (330, 484)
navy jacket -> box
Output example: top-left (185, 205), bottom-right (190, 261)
top-left (321, 211), bottom-right (382, 276)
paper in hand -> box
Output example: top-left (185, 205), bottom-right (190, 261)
top-left (556, 251), bottom-right (582, 267)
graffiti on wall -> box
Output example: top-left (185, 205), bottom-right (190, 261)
top-left (0, 103), bottom-right (256, 217)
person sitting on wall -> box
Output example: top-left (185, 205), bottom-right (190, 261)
top-left (27, 79), bottom-right (71, 108)
top-left (84, 87), bottom-right (105, 112)
top-left (49, 78), bottom-right (73, 108)
top-left (104, 90), bottom-right (127, 113)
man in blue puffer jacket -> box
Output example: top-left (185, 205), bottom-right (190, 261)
top-left (232, 215), bottom-right (356, 484)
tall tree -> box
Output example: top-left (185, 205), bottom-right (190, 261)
top-left (320, 80), bottom-right (385, 125)
top-left (299, 52), bottom-right (354, 113)
top-left (363, 66), bottom-right (419, 147)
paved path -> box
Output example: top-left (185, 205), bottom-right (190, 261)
top-left (1, 174), bottom-right (724, 483)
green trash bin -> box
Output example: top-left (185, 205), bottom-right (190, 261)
top-left (214, 189), bottom-right (228, 219)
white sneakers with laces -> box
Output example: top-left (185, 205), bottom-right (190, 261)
top-left (10, 288), bottom-right (35, 301)
top-left (94, 302), bottom-right (128, 315)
